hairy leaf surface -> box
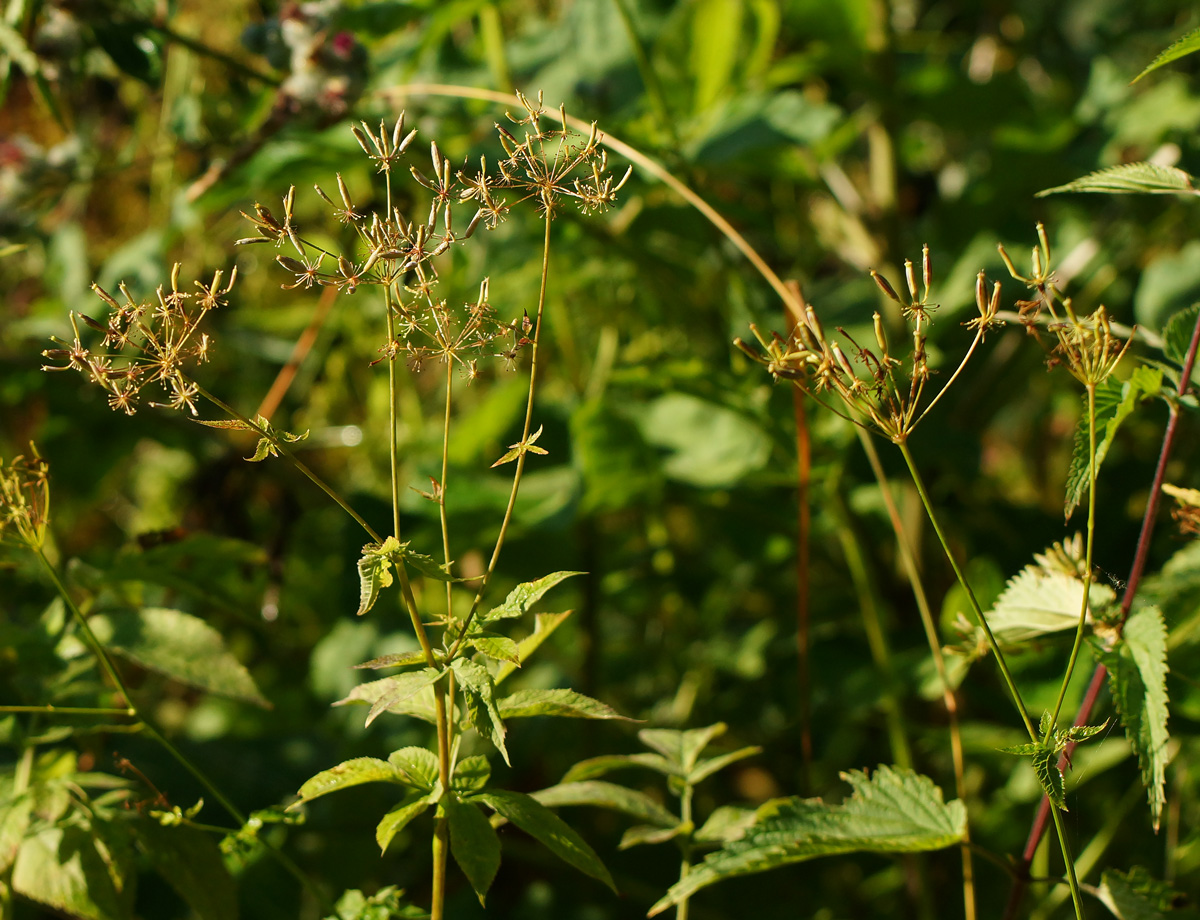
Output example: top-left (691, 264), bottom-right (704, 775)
top-left (1134, 26), bottom-right (1200, 82)
top-left (1039, 163), bottom-right (1199, 197)
top-left (452, 659), bottom-right (509, 764)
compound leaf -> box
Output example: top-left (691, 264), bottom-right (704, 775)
top-left (376, 793), bottom-right (436, 855)
top-left (452, 659), bottom-right (509, 765)
top-left (482, 572), bottom-right (582, 623)
top-left (293, 757), bottom-right (403, 806)
top-left (497, 689), bottom-right (631, 722)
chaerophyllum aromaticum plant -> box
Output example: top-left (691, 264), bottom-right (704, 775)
top-left (28, 91), bottom-right (635, 919)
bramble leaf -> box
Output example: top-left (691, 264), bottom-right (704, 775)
top-left (293, 757), bottom-right (403, 806)
top-left (376, 793), bottom-right (436, 855)
top-left (387, 747), bottom-right (439, 791)
top-left (452, 659), bottom-right (509, 765)
top-left (473, 790), bottom-right (615, 891)
top-left (365, 668), bottom-right (444, 728)
top-left (482, 571), bottom-right (582, 623)
top-left (648, 766), bottom-right (966, 916)
top-left (1038, 163), bottom-right (1200, 197)
top-left (497, 689), bottom-right (632, 722)
top-left (1134, 26), bottom-right (1200, 83)
top-left (447, 796), bottom-right (501, 904)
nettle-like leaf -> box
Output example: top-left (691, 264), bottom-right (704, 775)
top-left (497, 688), bottom-right (632, 722)
top-left (481, 571), bottom-right (582, 624)
top-left (1134, 25), bottom-right (1200, 83)
top-left (495, 611), bottom-right (572, 684)
top-left (1162, 304), bottom-right (1200, 368)
top-left (452, 658), bottom-right (509, 765)
top-left (354, 650), bottom-right (430, 671)
top-left (467, 631), bottom-right (521, 665)
top-left (529, 780), bottom-right (678, 828)
top-left (333, 676), bottom-right (439, 724)
top-left (365, 669), bottom-right (445, 728)
top-left (447, 795), bottom-right (501, 904)
top-left (356, 538), bottom-right (458, 617)
top-left (984, 564), bottom-right (1113, 646)
top-left (648, 766), bottom-right (966, 916)
top-left (1038, 163), bottom-right (1200, 197)
top-left (1096, 604), bottom-right (1170, 829)
top-left (88, 607), bottom-right (269, 708)
top-left (999, 714), bottom-right (1108, 810)
top-left (292, 757), bottom-right (409, 806)
top-left (193, 415), bottom-right (308, 462)
top-left (471, 790), bottom-right (616, 892)
top-left (376, 791), bottom-right (437, 855)
top-left (1064, 368), bottom-right (1163, 520)
top-left (1097, 866), bottom-right (1190, 920)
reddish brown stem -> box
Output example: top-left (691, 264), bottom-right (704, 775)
top-left (1003, 305), bottom-right (1200, 920)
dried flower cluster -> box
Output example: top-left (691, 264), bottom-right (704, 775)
top-left (42, 264), bottom-right (236, 415)
top-left (0, 446), bottom-right (49, 549)
top-left (737, 247), bottom-right (1001, 443)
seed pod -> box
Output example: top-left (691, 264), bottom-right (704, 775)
top-left (92, 284), bottom-right (121, 310)
top-left (922, 244), bottom-right (932, 296)
top-left (397, 128), bottom-right (418, 154)
top-left (873, 312), bottom-right (888, 354)
top-left (277, 256), bottom-right (306, 273)
top-left (872, 270), bottom-right (902, 303)
top-left (1031, 244), bottom-right (1043, 279)
top-left (832, 343), bottom-right (855, 377)
top-left (975, 271), bottom-right (987, 314)
top-left (804, 306), bottom-right (825, 343)
top-left (392, 112), bottom-right (406, 147)
top-left (336, 173), bottom-right (353, 210)
top-left (904, 259), bottom-right (918, 301)
top-left (351, 125), bottom-right (372, 156)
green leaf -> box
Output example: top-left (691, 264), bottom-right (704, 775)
top-left (1038, 163), bottom-right (1200, 197)
top-left (473, 790), bottom-right (616, 892)
top-left (490, 424), bottom-right (550, 467)
top-left (497, 689), bottom-right (632, 722)
top-left (354, 650), bottom-right (430, 670)
top-left (639, 723), bottom-right (727, 772)
top-left (1064, 371), bottom-right (1162, 520)
top-left (12, 825), bottom-right (132, 920)
top-left (1030, 747), bottom-right (1065, 810)
top-left (562, 753), bottom-right (681, 782)
top-left (648, 766), bottom-right (966, 916)
top-left (376, 793), bottom-right (436, 855)
top-left (495, 612), bottom-right (573, 684)
top-left (447, 796), bottom-right (501, 904)
top-left (1162, 304), bottom-right (1200, 366)
top-left (691, 0), bottom-right (744, 113)
top-left (529, 781), bottom-right (678, 827)
top-left (469, 632), bottom-right (521, 665)
top-left (333, 677), bottom-right (438, 724)
top-left (619, 824), bottom-right (687, 849)
top-left (694, 805), bottom-right (758, 845)
top-left (387, 747), bottom-right (439, 791)
top-left (137, 822), bottom-right (237, 920)
top-left (1097, 866), bottom-right (1189, 920)
top-left (1134, 26), bottom-right (1200, 83)
top-left (293, 757), bottom-right (404, 806)
top-left (325, 884), bottom-right (426, 920)
top-left (452, 756), bottom-right (492, 794)
top-left (365, 669), bottom-right (444, 728)
top-left (452, 659), bottom-right (509, 765)
top-left (1099, 605), bottom-right (1170, 829)
top-left (397, 544), bottom-right (457, 582)
top-left (356, 542), bottom-right (395, 617)
top-left (984, 566), bottom-right (1112, 645)
top-left (482, 572), bottom-right (582, 623)
top-left (88, 608), bottom-right (269, 708)
top-left (689, 746), bottom-right (763, 784)
top-left (1061, 723), bottom-right (1108, 744)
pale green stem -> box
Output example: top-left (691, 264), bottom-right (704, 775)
top-left (676, 783), bottom-right (694, 920)
top-left (0, 705), bottom-right (136, 716)
top-left (1051, 383), bottom-right (1097, 727)
top-left (895, 440), bottom-right (1037, 742)
top-left (1048, 805), bottom-right (1086, 920)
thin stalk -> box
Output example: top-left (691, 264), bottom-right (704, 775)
top-left (1048, 805), bottom-right (1086, 919)
top-left (676, 783), bottom-right (694, 920)
top-left (0, 705), bottom-right (136, 716)
top-left (855, 428), bottom-right (974, 920)
top-left (896, 440), bottom-right (1037, 740)
top-left (448, 215), bottom-right (554, 658)
top-left (1051, 384), bottom-right (1097, 727)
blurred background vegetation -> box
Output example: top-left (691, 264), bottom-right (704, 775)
top-left (4, 0), bottom-right (1200, 917)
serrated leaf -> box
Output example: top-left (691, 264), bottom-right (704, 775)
top-left (529, 781), bottom-right (677, 827)
top-left (984, 566), bottom-right (1112, 645)
top-left (365, 669), bottom-right (444, 728)
top-left (452, 756), bottom-right (491, 794)
top-left (1064, 371), bottom-right (1162, 520)
top-left (446, 796), bottom-right (501, 904)
top-left (376, 793), bottom-right (436, 855)
top-left (190, 418), bottom-right (257, 431)
top-left (12, 825), bottom-right (131, 920)
top-left (356, 548), bottom-right (395, 617)
top-left (88, 607), bottom-right (269, 707)
top-left (469, 633), bottom-right (521, 665)
top-left (1134, 26), bottom-right (1200, 82)
top-left (452, 659), bottom-right (509, 765)
top-left (247, 438), bottom-right (273, 462)
top-left (387, 747), bottom-right (439, 791)
top-left (1039, 162), bottom-right (1200, 197)
top-left (694, 805), bottom-right (758, 845)
top-left (689, 746), bottom-right (763, 785)
top-left (495, 611), bottom-right (572, 684)
top-left (1061, 723), bottom-right (1108, 744)
top-left (482, 572), bottom-right (582, 623)
top-left (1097, 866), bottom-right (1187, 920)
top-left (293, 757), bottom-right (402, 806)
top-left (473, 790), bottom-right (615, 891)
top-left (397, 544), bottom-right (457, 582)
top-left (648, 766), bottom-right (966, 916)
top-left (620, 824), bottom-right (687, 849)
top-left (354, 650), bottom-right (430, 670)
top-left (1162, 304), bottom-right (1200, 366)
top-left (640, 723), bottom-right (727, 772)
top-left (1031, 748), bottom-right (1065, 810)
top-left (137, 821), bottom-right (237, 920)
top-left (998, 742), bottom-right (1043, 755)
top-left (497, 689), bottom-right (632, 722)
top-left (1099, 605), bottom-right (1170, 829)
top-left (562, 752), bottom-right (681, 782)
top-left (333, 677), bottom-right (438, 724)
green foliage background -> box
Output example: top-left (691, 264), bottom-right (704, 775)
top-left (4, 0), bottom-right (1200, 917)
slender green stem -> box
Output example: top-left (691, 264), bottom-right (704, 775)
top-left (0, 705), bottom-right (136, 716)
top-left (896, 440), bottom-right (1037, 741)
top-left (676, 783), bottom-right (694, 920)
top-left (1048, 804), bottom-right (1086, 919)
top-left (1051, 383), bottom-right (1097, 727)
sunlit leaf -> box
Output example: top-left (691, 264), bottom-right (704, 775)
top-left (497, 689), bottom-right (631, 722)
top-left (293, 757), bottom-right (404, 806)
top-left (12, 825), bottom-right (132, 920)
top-left (333, 678), bottom-right (438, 724)
top-left (452, 659), bottom-right (508, 765)
top-left (452, 756), bottom-right (491, 794)
top-left (1134, 26), bottom-right (1200, 83)
top-left (365, 669), bottom-right (444, 728)
top-left (387, 747), bottom-right (439, 791)
top-left (482, 572), bottom-right (582, 623)
top-left (1039, 163), bottom-right (1200, 197)
top-left (468, 632), bottom-right (521, 665)
top-left (529, 781), bottom-right (677, 827)
top-left (1162, 304), bottom-right (1200, 366)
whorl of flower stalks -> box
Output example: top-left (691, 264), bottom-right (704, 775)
top-left (736, 247), bottom-right (1002, 443)
top-left (0, 446), bottom-right (50, 550)
top-left (41, 264), bottom-right (236, 416)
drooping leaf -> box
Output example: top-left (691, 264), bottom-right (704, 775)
top-left (473, 790), bottom-right (615, 891)
top-left (562, 752), bottom-right (681, 782)
top-left (648, 767), bottom-right (966, 916)
top-left (1134, 26), bottom-right (1200, 83)
top-left (387, 747), bottom-right (439, 791)
top-left (481, 572), bottom-right (582, 624)
top-left (1038, 163), bottom-right (1200, 197)
top-left (497, 689), bottom-right (632, 722)
top-left (529, 781), bottom-right (677, 828)
top-left (452, 659), bottom-right (509, 765)
top-left (1162, 304), bottom-right (1200, 367)
top-left (376, 793), bottom-right (436, 855)
top-left (639, 723), bottom-right (727, 772)
top-left (12, 825), bottom-right (132, 920)
top-left (355, 541), bottom-right (396, 617)
top-left (447, 796), bottom-right (501, 904)
top-left (333, 677), bottom-right (438, 724)
top-left (452, 756), bottom-right (492, 794)
top-left (495, 612), bottom-right (573, 684)
top-left (1098, 605), bottom-right (1170, 829)
top-left (137, 822), bottom-right (237, 920)
top-left (293, 757), bottom-right (404, 806)
top-left (1064, 369), bottom-right (1162, 520)
top-left (365, 669), bottom-right (444, 728)
top-left (88, 607), bottom-right (269, 707)
top-left (468, 632), bottom-right (521, 665)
